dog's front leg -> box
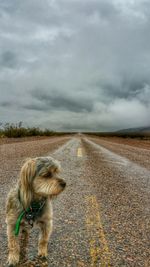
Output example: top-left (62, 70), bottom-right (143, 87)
top-left (20, 228), bottom-right (29, 262)
top-left (7, 224), bottom-right (20, 267)
top-left (38, 220), bottom-right (53, 257)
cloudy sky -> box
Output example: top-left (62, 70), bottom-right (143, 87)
top-left (0, 0), bottom-right (150, 131)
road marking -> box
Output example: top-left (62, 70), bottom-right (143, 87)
top-left (77, 147), bottom-right (82, 157)
top-left (85, 195), bottom-right (111, 267)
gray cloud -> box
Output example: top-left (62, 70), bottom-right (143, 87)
top-left (0, 0), bottom-right (150, 131)
top-left (0, 51), bottom-right (17, 68)
top-left (0, 101), bottom-right (13, 107)
top-left (28, 89), bottom-right (94, 112)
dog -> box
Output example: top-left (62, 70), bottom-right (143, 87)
top-left (5, 156), bottom-right (66, 267)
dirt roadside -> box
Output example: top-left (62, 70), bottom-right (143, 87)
top-left (87, 136), bottom-right (150, 171)
top-left (85, 135), bottom-right (150, 150)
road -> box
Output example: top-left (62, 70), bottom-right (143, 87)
top-left (0, 135), bottom-right (149, 267)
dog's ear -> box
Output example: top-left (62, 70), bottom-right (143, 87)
top-left (19, 158), bottom-right (36, 209)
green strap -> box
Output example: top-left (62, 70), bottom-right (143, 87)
top-left (14, 210), bottom-right (26, 236)
top-left (14, 201), bottom-right (45, 236)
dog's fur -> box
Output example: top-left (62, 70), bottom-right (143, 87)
top-left (6, 156), bottom-right (66, 266)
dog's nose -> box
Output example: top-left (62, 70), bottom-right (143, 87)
top-left (60, 180), bottom-right (66, 188)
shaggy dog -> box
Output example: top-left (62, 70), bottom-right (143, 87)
top-left (6, 156), bottom-right (66, 267)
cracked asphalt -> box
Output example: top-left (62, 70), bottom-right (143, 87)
top-left (0, 135), bottom-right (149, 267)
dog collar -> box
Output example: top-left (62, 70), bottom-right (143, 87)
top-left (14, 191), bottom-right (46, 236)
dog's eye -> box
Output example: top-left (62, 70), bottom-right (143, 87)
top-left (44, 172), bottom-right (52, 178)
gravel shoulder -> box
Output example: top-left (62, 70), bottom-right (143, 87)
top-left (87, 136), bottom-right (150, 170)
top-left (86, 136), bottom-right (150, 150)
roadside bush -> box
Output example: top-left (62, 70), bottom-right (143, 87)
top-left (85, 131), bottom-right (150, 140)
top-left (0, 122), bottom-right (58, 138)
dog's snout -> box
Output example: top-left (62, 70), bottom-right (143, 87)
top-left (59, 180), bottom-right (66, 188)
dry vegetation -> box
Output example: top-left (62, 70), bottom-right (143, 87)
top-left (85, 131), bottom-right (150, 140)
top-left (0, 122), bottom-right (67, 138)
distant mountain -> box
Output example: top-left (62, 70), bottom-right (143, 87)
top-left (116, 126), bottom-right (150, 133)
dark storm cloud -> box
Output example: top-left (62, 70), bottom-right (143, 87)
top-left (0, 51), bottom-right (17, 69)
top-left (0, 101), bottom-right (12, 107)
top-left (0, 0), bottom-right (150, 131)
top-left (94, 78), bottom-right (150, 101)
top-left (28, 89), bottom-right (93, 112)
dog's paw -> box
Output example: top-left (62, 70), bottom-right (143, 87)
top-left (29, 255), bottom-right (48, 266)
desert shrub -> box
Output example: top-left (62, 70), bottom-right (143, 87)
top-left (85, 131), bottom-right (150, 140)
top-left (0, 122), bottom-right (67, 138)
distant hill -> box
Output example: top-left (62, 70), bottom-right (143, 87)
top-left (116, 126), bottom-right (150, 134)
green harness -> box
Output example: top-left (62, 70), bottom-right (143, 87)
top-left (14, 200), bottom-right (46, 236)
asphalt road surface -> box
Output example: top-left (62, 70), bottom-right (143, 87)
top-left (0, 135), bottom-right (149, 267)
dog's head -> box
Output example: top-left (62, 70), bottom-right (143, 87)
top-left (19, 157), bottom-right (66, 208)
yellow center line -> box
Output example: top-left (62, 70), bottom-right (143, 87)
top-left (85, 195), bottom-right (111, 267)
top-left (77, 147), bottom-right (83, 157)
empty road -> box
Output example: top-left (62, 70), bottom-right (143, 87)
top-left (0, 135), bottom-right (149, 267)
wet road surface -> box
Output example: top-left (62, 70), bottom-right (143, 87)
top-left (0, 135), bottom-right (149, 267)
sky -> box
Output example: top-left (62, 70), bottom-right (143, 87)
top-left (0, 0), bottom-right (150, 132)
